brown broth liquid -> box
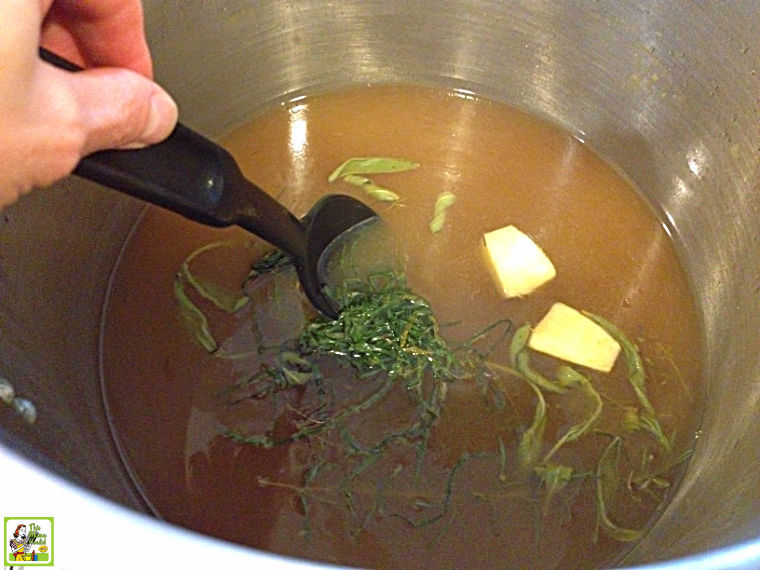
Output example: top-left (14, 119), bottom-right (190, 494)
top-left (102, 86), bottom-right (704, 569)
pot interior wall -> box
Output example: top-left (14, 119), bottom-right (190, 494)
top-left (1, 1), bottom-right (759, 567)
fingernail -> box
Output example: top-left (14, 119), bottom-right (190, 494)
top-left (139, 88), bottom-right (178, 145)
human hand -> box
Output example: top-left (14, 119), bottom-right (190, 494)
top-left (0, 0), bottom-right (178, 208)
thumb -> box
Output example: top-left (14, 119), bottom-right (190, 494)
top-left (49, 65), bottom-right (178, 155)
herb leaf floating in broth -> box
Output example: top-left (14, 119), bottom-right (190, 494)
top-left (429, 191), bottom-right (456, 233)
top-left (542, 366), bottom-right (603, 464)
top-left (517, 381), bottom-right (547, 470)
top-left (181, 241), bottom-right (250, 313)
top-left (535, 462), bottom-right (575, 516)
top-left (341, 174), bottom-right (401, 202)
top-left (595, 437), bottom-right (644, 542)
top-left (174, 242), bottom-right (256, 354)
top-left (327, 156), bottom-right (420, 181)
top-left (585, 311), bottom-right (672, 452)
top-left (173, 274), bottom-right (218, 353)
top-left (509, 323), bottom-right (567, 394)
top-left (328, 157), bottom-right (419, 203)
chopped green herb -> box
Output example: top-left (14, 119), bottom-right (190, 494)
top-left (181, 241), bottom-right (250, 313)
top-left (199, 244), bottom-right (684, 546)
top-left (300, 272), bottom-right (459, 383)
top-left (542, 366), bottom-right (603, 464)
top-left (594, 437), bottom-right (644, 542)
top-left (174, 274), bottom-right (218, 353)
top-left (621, 405), bottom-right (643, 433)
top-left (429, 191), bottom-right (456, 233)
top-left (509, 323), bottom-right (566, 394)
top-left (328, 157), bottom-right (420, 181)
top-left (224, 271), bottom-right (475, 456)
top-left (535, 463), bottom-right (573, 515)
top-left (328, 156), bottom-right (419, 203)
top-left (497, 436), bottom-right (509, 481)
top-left (518, 381), bottom-right (546, 470)
top-left (584, 312), bottom-right (671, 451)
top-left (342, 174), bottom-right (401, 202)
top-left (628, 448), bottom-right (692, 499)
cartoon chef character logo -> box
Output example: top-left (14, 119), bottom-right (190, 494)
top-left (9, 523), bottom-right (35, 562)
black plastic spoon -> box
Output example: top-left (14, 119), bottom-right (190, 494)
top-left (40, 48), bottom-right (377, 318)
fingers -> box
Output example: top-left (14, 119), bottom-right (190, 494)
top-left (0, 62), bottom-right (178, 207)
top-left (0, 0), bottom-right (177, 208)
top-left (35, 0), bottom-right (176, 153)
top-left (36, 0), bottom-right (177, 151)
top-left (47, 65), bottom-right (178, 154)
top-left (40, 0), bottom-right (152, 76)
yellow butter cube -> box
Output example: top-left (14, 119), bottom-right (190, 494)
top-left (528, 302), bottom-right (621, 372)
top-left (483, 225), bottom-right (556, 298)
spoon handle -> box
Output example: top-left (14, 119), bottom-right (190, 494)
top-left (39, 48), bottom-right (308, 257)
